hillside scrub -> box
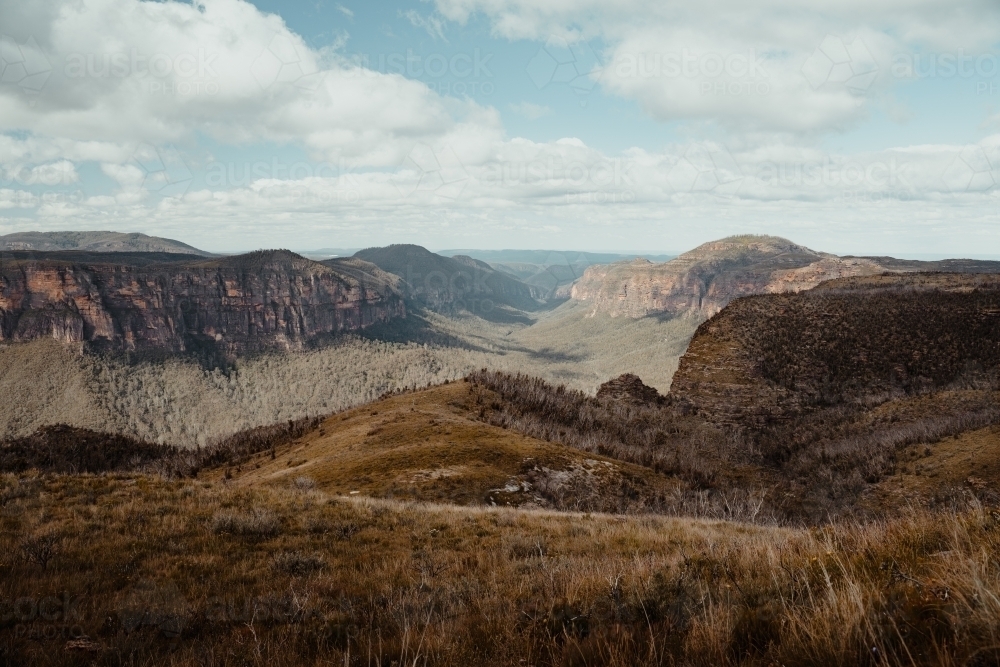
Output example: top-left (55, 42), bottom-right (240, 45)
top-left (466, 370), bottom-right (737, 490)
top-left (465, 370), bottom-right (1000, 523)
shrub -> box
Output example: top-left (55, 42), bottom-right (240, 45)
top-left (210, 509), bottom-right (281, 538)
top-left (271, 550), bottom-right (325, 576)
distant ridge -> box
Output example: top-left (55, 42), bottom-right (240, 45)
top-left (438, 249), bottom-right (675, 264)
top-left (353, 243), bottom-right (543, 315)
top-left (571, 234), bottom-right (1000, 318)
top-left (0, 231), bottom-right (214, 256)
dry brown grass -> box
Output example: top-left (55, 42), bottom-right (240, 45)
top-left (863, 424), bottom-right (1000, 511)
top-left (230, 382), bottom-right (679, 514)
top-left (2, 472), bottom-right (1000, 666)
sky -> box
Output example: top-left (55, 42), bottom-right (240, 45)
top-left (1, 0), bottom-right (999, 256)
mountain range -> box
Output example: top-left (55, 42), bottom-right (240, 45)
top-left (2, 231), bottom-right (999, 449)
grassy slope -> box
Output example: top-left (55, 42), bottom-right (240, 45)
top-left (231, 382), bottom-right (679, 512)
top-left (3, 473), bottom-right (1000, 666)
top-left (864, 424), bottom-right (1000, 510)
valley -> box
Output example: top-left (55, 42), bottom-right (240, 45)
top-left (2, 233), bottom-right (1000, 665)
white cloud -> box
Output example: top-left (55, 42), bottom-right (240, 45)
top-left (434, 0), bottom-right (1000, 132)
top-left (101, 163), bottom-right (146, 192)
top-left (1, 0), bottom-right (999, 255)
top-left (8, 134), bottom-right (999, 245)
top-left (336, 4), bottom-right (354, 18)
top-left (0, 0), bottom-right (500, 167)
top-left (400, 10), bottom-right (449, 41)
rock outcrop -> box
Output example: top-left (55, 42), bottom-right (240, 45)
top-left (596, 373), bottom-right (663, 405)
top-left (570, 236), bottom-right (886, 318)
top-left (0, 250), bottom-right (405, 354)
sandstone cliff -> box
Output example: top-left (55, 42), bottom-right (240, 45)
top-left (0, 249), bottom-right (405, 354)
top-left (570, 236), bottom-right (890, 318)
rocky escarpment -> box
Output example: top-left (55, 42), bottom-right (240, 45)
top-left (571, 236), bottom-right (884, 318)
top-left (669, 273), bottom-right (1000, 428)
top-left (571, 235), bottom-right (1000, 318)
top-left (0, 250), bottom-right (405, 355)
top-left (596, 373), bottom-right (664, 405)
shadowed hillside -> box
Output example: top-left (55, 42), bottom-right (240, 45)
top-left (668, 272), bottom-right (1000, 520)
top-left (672, 273), bottom-right (1000, 427)
top-left (352, 244), bottom-right (543, 316)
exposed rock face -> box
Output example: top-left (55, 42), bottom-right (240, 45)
top-left (596, 374), bottom-right (663, 405)
top-left (0, 250), bottom-right (405, 354)
top-left (571, 236), bottom-right (888, 318)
